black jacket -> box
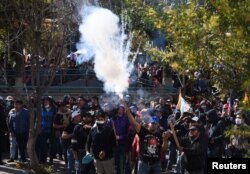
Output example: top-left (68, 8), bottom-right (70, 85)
top-left (206, 109), bottom-right (225, 146)
top-left (181, 135), bottom-right (207, 171)
top-left (0, 106), bottom-right (8, 135)
top-left (87, 125), bottom-right (116, 160)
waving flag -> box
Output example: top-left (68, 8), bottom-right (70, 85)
top-left (176, 92), bottom-right (191, 115)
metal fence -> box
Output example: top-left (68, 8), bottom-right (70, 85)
top-left (0, 69), bottom-right (178, 98)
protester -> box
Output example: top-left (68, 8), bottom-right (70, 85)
top-left (53, 101), bottom-right (72, 163)
top-left (36, 96), bottom-right (57, 164)
top-left (72, 112), bottom-right (94, 174)
top-left (176, 124), bottom-right (207, 174)
top-left (124, 102), bottom-right (171, 174)
top-left (72, 95), bottom-right (88, 115)
top-left (108, 105), bottom-right (130, 174)
top-left (0, 90), bottom-right (248, 174)
top-left (87, 110), bottom-right (116, 174)
top-left (0, 97), bottom-right (8, 165)
top-left (8, 100), bottom-right (30, 162)
top-left (5, 96), bottom-right (14, 113)
top-left (227, 114), bottom-right (249, 158)
top-left (205, 109), bottom-right (225, 158)
top-left (62, 110), bottom-right (82, 174)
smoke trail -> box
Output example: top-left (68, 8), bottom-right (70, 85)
top-left (78, 6), bottom-right (132, 98)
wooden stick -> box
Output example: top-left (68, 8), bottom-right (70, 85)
top-left (169, 121), bottom-right (180, 147)
top-left (111, 120), bottom-right (118, 145)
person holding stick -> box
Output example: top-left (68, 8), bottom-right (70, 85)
top-left (123, 101), bottom-right (171, 174)
top-left (175, 123), bottom-right (207, 174)
top-left (108, 105), bottom-right (130, 174)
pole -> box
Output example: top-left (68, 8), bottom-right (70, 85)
top-left (169, 121), bottom-right (180, 147)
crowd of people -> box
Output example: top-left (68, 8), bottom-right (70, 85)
top-left (0, 92), bottom-right (249, 174)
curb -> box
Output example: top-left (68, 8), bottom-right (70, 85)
top-left (0, 165), bottom-right (28, 174)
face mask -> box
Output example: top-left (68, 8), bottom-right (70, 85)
top-left (235, 118), bottom-right (242, 125)
top-left (96, 120), bottom-right (105, 131)
top-left (45, 105), bottom-right (50, 109)
top-left (45, 105), bottom-right (51, 111)
top-left (6, 101), bottom-right (11, 107)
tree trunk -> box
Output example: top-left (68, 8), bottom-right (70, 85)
top-left (27, 130), bottom-right (39, 169)
top-left (27, 98), bottom-right (45, 173)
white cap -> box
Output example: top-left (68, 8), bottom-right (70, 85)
top-left (0, 96), bottom-right (3, 100)
top-left (72, 110), bottom-right (81, 119)
top-left (6, 96), bottom-right (14, 101)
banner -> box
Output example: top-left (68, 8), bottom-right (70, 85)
top-left (176, 92), bottom-right (191, 115)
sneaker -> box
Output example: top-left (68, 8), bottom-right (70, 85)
top-left (7, 159), bottom-right (14, 163)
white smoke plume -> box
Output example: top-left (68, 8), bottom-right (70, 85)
top-left (78, 6), bottom-right (132, 98)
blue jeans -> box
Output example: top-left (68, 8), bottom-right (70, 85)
top-left (175, 151), bottom-right (185, 174)
top-left (138, 160), bottom-right (161, 174)
top-left (67, 148), bottom-right (75, 174)
top-left (75, 160), bottom-right (81, 174)
top-left (76, 150), bottom-right (86, 174)
top-left (9, 135), bottom-right (17, 159)
top-left (167, 142), bottom-right (177, 170)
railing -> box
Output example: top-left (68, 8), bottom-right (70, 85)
top-left (0, 69), bottom-right (178, 98)
top-left (0, 85), bottom-right (177, 99)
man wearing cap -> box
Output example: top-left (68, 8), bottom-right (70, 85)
top-left (62, 110), bottom-right (81, 174)
top-left (71, 112), bottom-right (94, 174)
top-left (124, 103), bottom-right (171, 174)
top-left (176, 124), bottom-right (207, 174)
top-left (87, 110), bottom-right (116, 174)
top-left (8, 100), bottom-right (30, 162)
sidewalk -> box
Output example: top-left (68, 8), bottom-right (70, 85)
top-left (0, 165), bottom-right (27, 174)
top-left (1, 152), bottom-right (67, 174)
top-left (1, 151), bottom-right (175, 174)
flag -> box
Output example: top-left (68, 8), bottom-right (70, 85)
top-left (176, 92), bottom-right (191, 115)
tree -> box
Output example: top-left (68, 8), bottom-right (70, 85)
top-left (0, 0), bottom-right (78, 172)
top-left (146, 0), bottom-right (249, 96)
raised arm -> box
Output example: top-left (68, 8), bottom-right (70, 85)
top-left (123, 101), bottom-right (141, 133)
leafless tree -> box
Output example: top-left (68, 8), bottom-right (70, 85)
top-left (0, 0), bottom-right (80, 172)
